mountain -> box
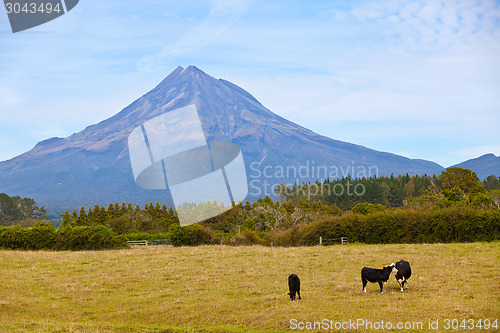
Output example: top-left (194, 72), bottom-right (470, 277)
top-left (451, 154), bottom-right (500, 180)
top-left (0, 66), bottom-right (444, 215)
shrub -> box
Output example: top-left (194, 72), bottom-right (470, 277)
top-left (0, 225), bottom-right (30, 250)
top-left (30, 222), bottom-right (57, 250)
top-left (231, 229), bottom-right (267, 245)
top-left (269, 207), bottom-right (500, 246)
top-left (169, 224), bottom-right (216, 246)
top-left (57, 225), bottom-right (127, 250)
top-left (0, 224), bottom-right (127, 251)
top-left (352, 202), bottom-right (388, 215)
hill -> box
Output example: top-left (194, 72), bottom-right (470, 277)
top-left (451, 153), bottom-right (500, 180)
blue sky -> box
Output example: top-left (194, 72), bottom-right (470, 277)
top-left (0, 0), bottom-right (499, 168)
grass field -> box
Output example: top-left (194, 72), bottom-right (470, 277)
top-left (0, 242), bottom-right (498, 332)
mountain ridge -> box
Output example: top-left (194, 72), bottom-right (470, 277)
top-left (452, 153), bottom-right (500, 180)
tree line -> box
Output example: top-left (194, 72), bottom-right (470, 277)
top-left (0, 167), bottom-right (499, 249)
top-left (275, 168), bottom-right (499, 210)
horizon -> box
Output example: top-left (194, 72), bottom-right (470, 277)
top-left (1, 1), bottom-right (499, 167)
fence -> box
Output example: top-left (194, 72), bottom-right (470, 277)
top-left (319, 236), bottom-right (348, 245)
top-left (127, 240), bottom-right (148, 246)
top-left (126, 239), bottom-right (170, 247)
top-left (147, 239), bottom-right (170, 246)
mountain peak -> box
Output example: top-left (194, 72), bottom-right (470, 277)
top-left (151, 65), bottom-right (219, 94)
top-left (452, 153), bottom-right (498, 164)
top-left (183, 65), bottom-right (204, 74)
top-left (452, 153), bottom-right (500, 180)
top-left (152, 65), bottom-right (184, 90)
top-left (0, 65), bottom-right (448, 214)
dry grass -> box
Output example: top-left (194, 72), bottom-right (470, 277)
top-left (0, 242), bottom-right (498, 332)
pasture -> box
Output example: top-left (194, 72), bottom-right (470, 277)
top-left (0, 242), bottom-right (498, 332)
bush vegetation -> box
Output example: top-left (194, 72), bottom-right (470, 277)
top-left (0, 223), bottom-right (127, 250)
top-left (269, 206), bottom-right (500, 246)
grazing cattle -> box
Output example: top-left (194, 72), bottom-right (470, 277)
top-left (394, 260), bottom-right (412, 293)
top-left (361, 263), bottom-right (397, 294)
top-left (288, 274), bottom-right (301, 300)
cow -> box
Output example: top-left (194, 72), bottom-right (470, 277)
top-left (361, 263), bottom-right (397, 294)
top-left (394, 260), bottom-right (411, 293)
top-left (288, 274), bottom-right (301, 300)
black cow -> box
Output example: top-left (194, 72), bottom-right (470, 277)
top-left (288, 274), bottom-right (301, 300)
top-left (361, 263), bottom-right (397, 294)
top-left (394, 260), bottom-right (411, 293)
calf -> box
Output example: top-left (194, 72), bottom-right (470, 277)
top-left (361, 263), bottom-right (397, 294)
top-left (288, 274), bottom-right (301, 300)
top-left (394, 260), bottom-right (411, 293)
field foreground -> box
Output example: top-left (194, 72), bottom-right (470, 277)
top-left (0, 243), bottom-right (498, 332)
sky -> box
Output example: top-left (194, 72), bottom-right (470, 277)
top-left (0, 0), bottom-right (499, 168)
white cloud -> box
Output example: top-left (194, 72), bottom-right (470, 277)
top-left (333, 0), bottom-right (500, 50)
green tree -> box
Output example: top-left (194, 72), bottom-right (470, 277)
top-left (12, 196), bottom-right (46, 220)
top-left (439, 167), bottom-right (486, 195)
top-left (483, 175), bottom-right (500, 191)
top-left (0, 193), bottom-right (22, 224)
top-left (77, 206), bottom-right (87, 225)
top-left (403, 178), bottom-right (416, 197)
top-left (60, 210), bottom-right (73, 228)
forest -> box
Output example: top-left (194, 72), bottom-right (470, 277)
top-left (0, 167), bottom-right (499, 249)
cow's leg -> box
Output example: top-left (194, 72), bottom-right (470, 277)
top-left (297, 290), bottom-right (301, 300)
top-left (398, 278), bottom-right (404, 293)
top-left (378, 281), bottom-right (384, 294)
top-left (362, 277), bottom-right (367, 292)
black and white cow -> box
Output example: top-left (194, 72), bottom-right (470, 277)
top-left (288, 274), bottom-right (301, 300)
top-left (394, 260), bottom-right (411, 293)
top-left (361, 263), bottom-right (397, 294)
